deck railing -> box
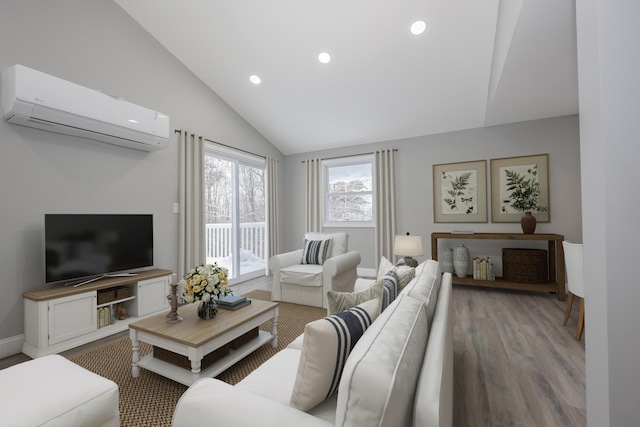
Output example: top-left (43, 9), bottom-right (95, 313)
top-left (205, 222), bottom-right (266, 260)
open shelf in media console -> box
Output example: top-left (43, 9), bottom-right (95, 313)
top-left (97, 295), bottom-right (136, 309)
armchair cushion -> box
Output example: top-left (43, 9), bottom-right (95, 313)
top-left (327, 280), bottom-right (384, 316)
top-left (301, 238), bottom-right (332, 265)
top-left (290, 298), bottom-right (380, 412)
top-left (280, 264), bottom-right (323, 287)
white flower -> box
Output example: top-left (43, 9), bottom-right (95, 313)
top-left (210, 275), bottom-right (220, 285)
top-left (202, 293), bottom-right (211, 302)
top-left (182, 293), bottom-right (194, 304)
top-left (205, 284), bottom-right (214, 293)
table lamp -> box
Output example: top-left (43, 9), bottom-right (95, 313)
top-left (394, 233), bottom-right (423, 267)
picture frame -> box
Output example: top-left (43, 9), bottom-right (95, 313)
top-left (490, 154), bottom-right (550, 223)
top-left (433, 160), bottom-right (487, 223)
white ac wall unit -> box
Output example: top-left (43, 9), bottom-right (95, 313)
top-left (1, 65), bottom-right (170, 151)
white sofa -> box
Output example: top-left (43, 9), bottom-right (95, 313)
top-left (0, 354), bottom-right (119, 426)
top-left (173, 260), bottom-right (453, 427)
top-left (269, 232), bottom-right (361, 308)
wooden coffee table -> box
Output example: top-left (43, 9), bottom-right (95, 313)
top-left (129, 298), bottom-right (278, 386)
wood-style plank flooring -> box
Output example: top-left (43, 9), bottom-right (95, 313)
top-left (0, 275), bottom-right (585, 426)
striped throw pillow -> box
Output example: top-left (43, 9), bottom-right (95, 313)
top-left (301, 238), bottom-right (332, 265)
top-left (381, 270), bottom-right (398, 311)
top-left (290, 298), bottom-right (380, 411)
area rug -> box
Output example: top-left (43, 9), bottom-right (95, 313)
top-left (69, 290), bottom-right (325, 427)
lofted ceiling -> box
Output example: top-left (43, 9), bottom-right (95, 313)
top-left (115, 0), bottom-right (578, 155)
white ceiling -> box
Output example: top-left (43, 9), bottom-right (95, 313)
top-left (115, 0), bottom-right (578, 155)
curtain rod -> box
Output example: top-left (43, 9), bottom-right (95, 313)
top-left (301, 148), bottom-right (398, 163)
top-left (174, 129), bottom-right (267, 160)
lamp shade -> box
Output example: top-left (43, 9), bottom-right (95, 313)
top-left (394, 235), bottom-right (424, 257)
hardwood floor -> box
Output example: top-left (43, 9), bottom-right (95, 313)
top-left (0, 275), bottom-right (585, 426)
top-left (453, 285), bottom-right (586, 427)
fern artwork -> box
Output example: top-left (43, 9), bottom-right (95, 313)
top-left (499, 164), bottom-right (547, 214)
top-left (440, 169), bottom-right (478, 215)
top-left (434, 160), bottom-right (487, 223)
top-left (490, 154), bottom-right (549, 223)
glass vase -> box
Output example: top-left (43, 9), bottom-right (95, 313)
top-left (197, 299), bottom-right (218, 319)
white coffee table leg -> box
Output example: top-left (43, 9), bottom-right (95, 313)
top-left (271, 308), bottom-right (279, 348)
top-left (130, 330), bottom-right (140, 378)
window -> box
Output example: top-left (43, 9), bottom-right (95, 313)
top-left (204, 144), bottom-right (266, 284)
top-left (323, 156), bottom-right (374, 227)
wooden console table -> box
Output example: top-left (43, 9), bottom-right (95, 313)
top-left (431, 233), bottom-right (565, 300)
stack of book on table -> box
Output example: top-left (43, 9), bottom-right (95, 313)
top-left (218, 295), bottom-right (251, 311)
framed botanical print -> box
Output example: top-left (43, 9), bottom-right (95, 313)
top-left (433, 160), bottom-right (487, 223)
top-left (490, 154), bottom-right (550, 223)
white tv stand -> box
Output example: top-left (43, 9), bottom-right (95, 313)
top-left (22, 269), bottom-right (173, 358)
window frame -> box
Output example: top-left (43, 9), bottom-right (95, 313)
top-left (322, 155), bottom-right (375, 228)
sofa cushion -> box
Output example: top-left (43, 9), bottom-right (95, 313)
top-left (301, 238), bottom-right (332, 265)
top-left (327, 280), bottom-right (383, 316)
top-left (305, 232), bottom-right (348, 258)
top-left (281, 264), bottom-right (323, 287)
top-left (237, 348), bottom-right (302, 405)
top-left (400, 259), bottom-right (441, 325)
top-left (290, 298), bottom-right (380, 412)
top-left (381, 269), bottom-right (398, 311)
top-left (335, 294), bottom-right (428, 427)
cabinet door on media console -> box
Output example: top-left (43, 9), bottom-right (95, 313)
top-left (134, 275), bottom-right (171, 317)
top-left (48, 292), bottom-right (97, 345)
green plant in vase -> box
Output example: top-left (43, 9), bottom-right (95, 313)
top-left (504, 166), bottom-right (547, 233)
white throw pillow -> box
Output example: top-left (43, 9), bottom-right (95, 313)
top-left (290, 298), bottom-right (380, 412)
top-left (335, 294), bottom-right (429, 427)
top-left (377, 256), bottom-right (395, 279)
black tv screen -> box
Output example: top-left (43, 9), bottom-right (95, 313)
top-left (45, 214), bottom-right (153, 285)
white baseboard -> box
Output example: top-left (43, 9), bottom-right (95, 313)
top-left (0, 335), bottom-right (25, 359)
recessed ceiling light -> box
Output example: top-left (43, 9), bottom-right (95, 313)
top-left (410, 20), bottom-right (426, 35)
top-left (249, 75), bottom-right (261, 85)
top-left (318, 52), bottom-right (331, 64)
top-left (128, 119), bottom-right (138, 123)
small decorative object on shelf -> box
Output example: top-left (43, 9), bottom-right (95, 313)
top-left (453, 244), bottom-right (470, 279)
top-left (166, 277), bottom-right (183, 323)
top-left (179, 263), bottom-right (232, 320)
top-left (441, 248), bottom-right (455, 274)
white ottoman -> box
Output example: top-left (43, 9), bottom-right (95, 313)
top-left (0, 354), bottom-right (119, 426)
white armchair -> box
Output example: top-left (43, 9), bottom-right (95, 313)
top-left (269, 232), bottom-right (361, 308)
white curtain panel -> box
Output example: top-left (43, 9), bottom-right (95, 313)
top-left (265, 157), bottom-right (279, 274)
top-left (374, 149), bottom-right (397, 263)
top-left (178, 130), bottom-right (206, 279)
top-left (305, 158), bottom-right (322, 232)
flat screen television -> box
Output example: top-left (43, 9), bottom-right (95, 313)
top-left (44, 214), bottom-right (153, 286)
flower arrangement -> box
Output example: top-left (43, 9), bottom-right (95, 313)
top-left (179, 263), bottom-right (232, 305)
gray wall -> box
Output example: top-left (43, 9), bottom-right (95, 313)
top-left (283, 115), bottom-right (582, 270)
top-left (577, 1), bottom-right (640, 425)
top-left (0, 0), bottom-right (283, 350)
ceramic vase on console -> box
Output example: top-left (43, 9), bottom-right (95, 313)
top-left (521, 212), bottom-right (537, 234)
top-left (453, 244), bottom-right (470, 279)
top-left (441, 248), bottom-right (455, 274)
top-left (197, 299), bottom-right (218, 320)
